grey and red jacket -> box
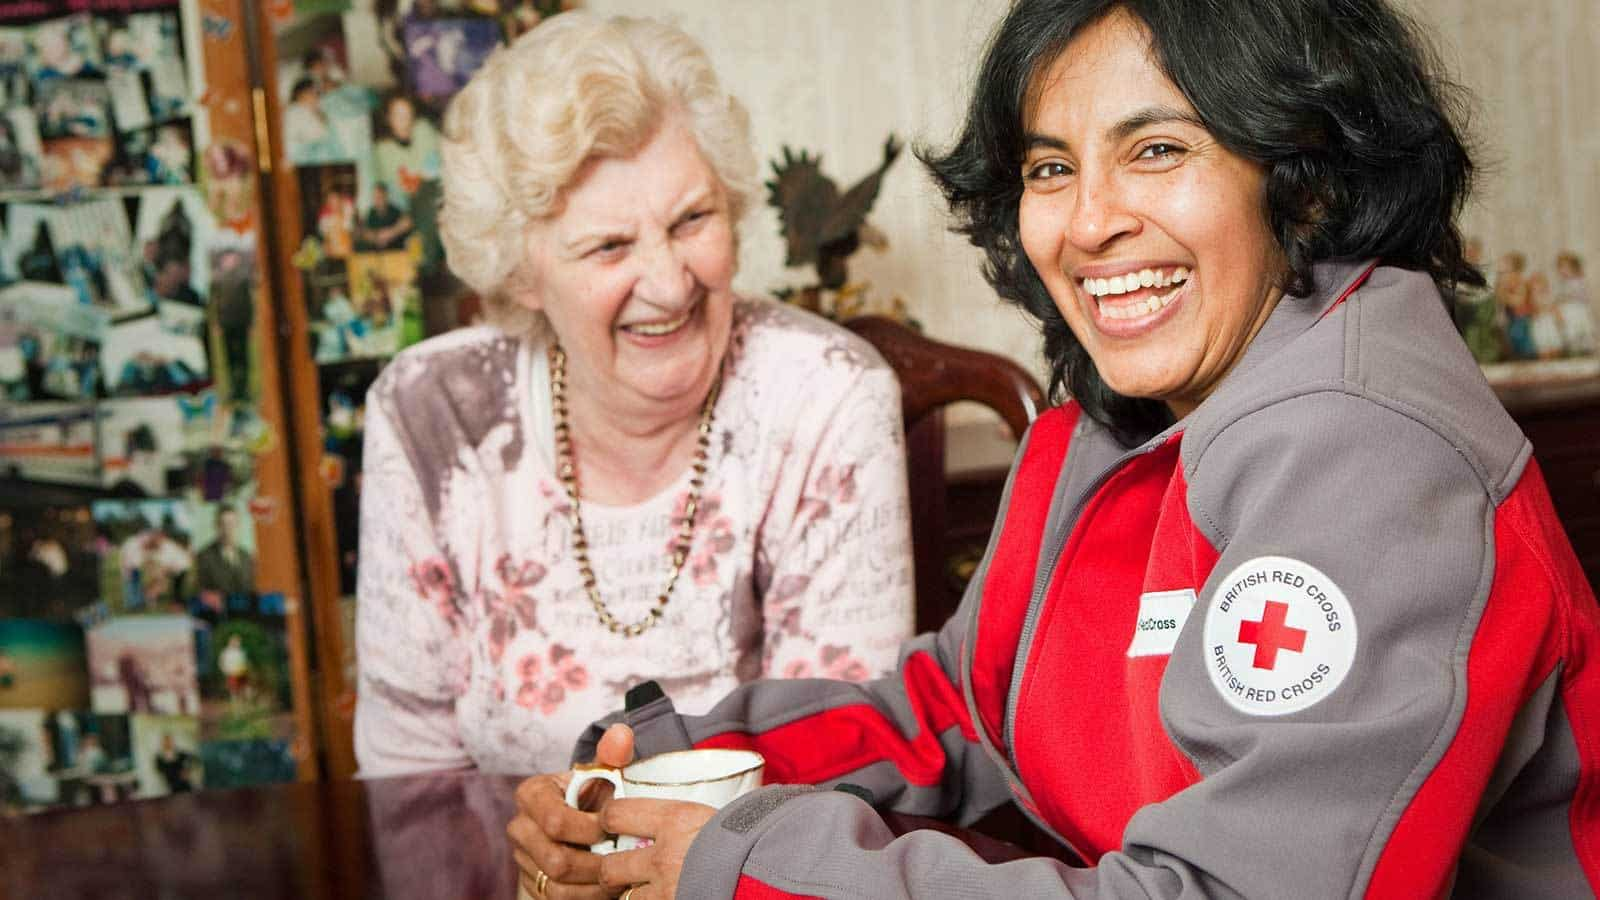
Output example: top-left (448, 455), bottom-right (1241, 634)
top-left (579, 261), bottom-right (1600, 898)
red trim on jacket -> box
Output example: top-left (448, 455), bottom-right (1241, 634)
top-left (1319, 259), bottom-right (1380, 320)
top-left (1365, 461), bottom-right (1597, 896)
top-left (1008, 435), bottom-right (1204, 859)
top-left (1509, 464), bottom-right (1600, 889)
top-left (697, 651), bottom-right (976, 787)
top-left (971, 405), bottom-right (1079, 750)
top-left (1142, 464), bottom-right (1222, 597)
top-left (733, 874), bottom-right (818, 899)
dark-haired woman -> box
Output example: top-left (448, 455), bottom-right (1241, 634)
top-left (508, 2), bottom-right (1599, 897)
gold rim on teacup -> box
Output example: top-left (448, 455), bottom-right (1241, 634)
top-left (609, 749), bottom-right (764, 788)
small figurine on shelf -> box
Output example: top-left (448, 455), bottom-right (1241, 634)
top-left (1454, 236), bottom-right (1504, 364)
top-left (1554, 251), bottom-right (1596, 357)
top-left (766, 136), bottom-right (919, 328)
top-left (1527, 272), bottom-right (1565, 360)
top-left (1495, 251), bottom-right (1535, 360)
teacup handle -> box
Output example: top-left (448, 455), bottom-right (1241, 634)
top-left (565, 767), bottom-right (625, 808)
top-left (565, 767), bottom-right (627, 854)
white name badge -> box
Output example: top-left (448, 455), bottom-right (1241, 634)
top-left (1126, 588), bottom-right (1197, 658)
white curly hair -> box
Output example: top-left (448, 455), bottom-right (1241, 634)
top-left (438, 11), bottom-right (759, 337)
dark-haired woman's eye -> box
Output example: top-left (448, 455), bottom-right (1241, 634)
top-left (1136, 142), bottom-right (1185, 161)
top-left (1024, 161), bottom-right (1071, 183)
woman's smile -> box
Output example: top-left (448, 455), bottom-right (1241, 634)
top-left (617, 293), bottom-right (702, 341)
top-left (1079, 265), bottom-right (1190, 336)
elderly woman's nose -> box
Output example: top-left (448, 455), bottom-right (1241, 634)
top-left (635, 235), bottom-right (696, 304)
top-left (1066, 173), bottom-right (1139, 252)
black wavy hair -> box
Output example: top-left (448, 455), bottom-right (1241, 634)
top-left (921, 0), bottom-right (1481, 446)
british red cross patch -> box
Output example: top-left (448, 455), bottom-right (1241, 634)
top-left (1203, 556), bottom-right (1358, 716)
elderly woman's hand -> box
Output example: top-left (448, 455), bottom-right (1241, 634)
top-left (507, 724), bottom-right (635, 899)
top-left (596, 798), bottom-right (717, 900)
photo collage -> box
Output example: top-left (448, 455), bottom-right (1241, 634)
top-left (273, 0), bottom-right (569, 621)
top-left (0, 1), bottom-right (292, 815)
top-left (0, 11), bottom-right (194, 196)
top-left (1, 492), bottom-right (298, 814)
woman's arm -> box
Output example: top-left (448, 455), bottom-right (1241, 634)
top-left (758, 364), bottom-right (915, 682)
top-left (352, 379), bottom-right (474, 777)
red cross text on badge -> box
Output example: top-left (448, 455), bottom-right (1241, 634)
top-left (1237, 601), bottom-right (1307, 670)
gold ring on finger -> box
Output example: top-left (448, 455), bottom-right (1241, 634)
top-left (534, 868), bottom-right (549, 898)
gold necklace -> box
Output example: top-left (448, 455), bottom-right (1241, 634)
top-left (549, 346), bottom-right (720, 637)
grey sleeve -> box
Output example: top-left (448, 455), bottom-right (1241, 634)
top-left (682, 787), bottom-right (1089, 899)
top-left (574, 583), bottom-right (1009, 822)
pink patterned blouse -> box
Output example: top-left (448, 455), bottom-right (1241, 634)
top-left (354, 298), bottom-right (915, 776)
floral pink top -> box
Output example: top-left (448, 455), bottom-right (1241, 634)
top-left (354, 298), bottom-right (915, 776)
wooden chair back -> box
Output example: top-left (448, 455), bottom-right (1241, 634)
top-left (843, 315), bottom-right (1046, 632)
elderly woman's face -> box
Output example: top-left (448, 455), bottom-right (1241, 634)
top-left (522, 116), bottom-right (736, 416)
top-left (1018, 9), bottom-right (1284, 417)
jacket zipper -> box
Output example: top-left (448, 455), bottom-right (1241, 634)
top-left (1002, 433), bottom-right (1176, 754)
top-left (958, 423), bottom-right (1177, 864)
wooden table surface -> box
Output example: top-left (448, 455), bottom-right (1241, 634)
top-left (1, 771), bottom-right (1035, 899)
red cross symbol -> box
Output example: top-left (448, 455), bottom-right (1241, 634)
top-left (1237, 601), bottom-right (1307, 670)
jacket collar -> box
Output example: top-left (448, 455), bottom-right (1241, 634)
top-left (1229, 258), bottom-right (1377, 380)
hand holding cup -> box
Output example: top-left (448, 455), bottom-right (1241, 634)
top-left (507, 723), bottom-right (635, 899)
top-left (584, 744), bottom-right (763, 899)
top-left (508, 724), bottom-right (765, 899)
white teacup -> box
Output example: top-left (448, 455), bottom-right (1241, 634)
top-left (564, 748), bottom-right (764, 854)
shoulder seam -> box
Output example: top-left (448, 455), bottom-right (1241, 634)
top-left (1185, 381), bottom-right (1509, 553)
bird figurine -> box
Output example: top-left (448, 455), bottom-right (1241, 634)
top-left (766, 135), bottom-right (902, 293)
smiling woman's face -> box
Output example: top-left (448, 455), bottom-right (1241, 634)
top-left (519, 115), bottom-right (736, 424)
top-left (1017, 8), bottom-right (1286, 418)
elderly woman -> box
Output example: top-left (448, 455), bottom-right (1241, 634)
top-left (509, 1), bottom-right (1599, 897)
top-left (353, 13), bottom-right (914, 777)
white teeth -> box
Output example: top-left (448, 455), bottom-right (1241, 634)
top-left (624, 312), bottom-right (691, 336)
top-left (1098, 284), bottom-right (1183, 320)
top-left (1080, 267), bottom-right (1190, 298)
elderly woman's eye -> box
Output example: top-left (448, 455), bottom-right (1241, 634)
top-left (674, 209), bottom-right (711, 230)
